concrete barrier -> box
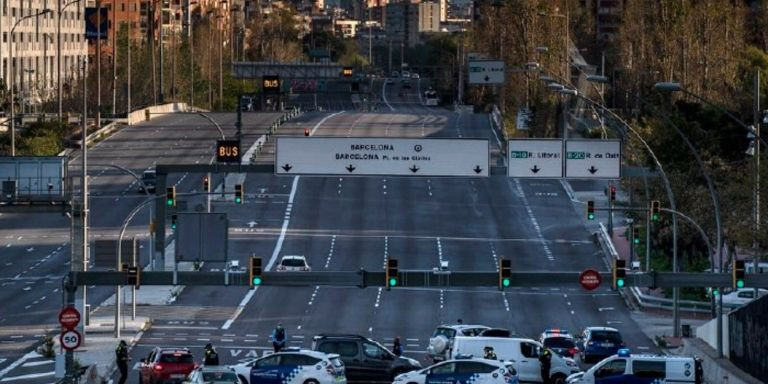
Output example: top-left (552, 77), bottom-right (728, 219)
top-left (682, 338), bottom-right (763, 384)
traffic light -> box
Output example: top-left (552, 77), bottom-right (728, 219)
top-left (166, 186), bottom-right (176, 207)
top-left (203, 176), bottom-right (210, 193)
top-left (499, 259), bottom-right (512, 290)
top-left (249, 257), bottom-right (263, 288)
top-left (235, 184), bottom-right (243, 204)
top-left (171, 214), bottom-right (178, 230)
top-left (612, 259), bottom-right (626, 290)
top-left (733, 260), bottom-right (746, 289)
top-left (123, 263), bottom-right (140, 288)
top-left (650, 200), bottom-right (661, 221)
top-left (386, 259), bottom-right (399, 289)
top-left (632, 227), bottom-right (640, 245)
top-left (587, 200), bottom-right (595, 220)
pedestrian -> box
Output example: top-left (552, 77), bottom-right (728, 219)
top-left (271, 323), bottom-right (286, 353)
top-left (115, 340), bottom-right (130, 384)
top-left (539, 348), bottom-right (552, 384)
top-left (204, 343), bottom-right (219, 366)
top-left (483, 346), bottom-right (497, 360)
top-left (457, 318), bottom-right (463, 324)
top-left (392, 337), bottom-right (403, 357)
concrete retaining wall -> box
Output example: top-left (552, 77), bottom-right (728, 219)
top-left (695, 315), bottom-right (730, 358)
top-left (682, 338), bottom-right (763, 384)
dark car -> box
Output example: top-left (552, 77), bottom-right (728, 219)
top-left (312, 334), bottom-right (421, 383)
top-left (139, 347), bottom-right (197, 384)
top-left (576, 327), bottom-right (625, 364)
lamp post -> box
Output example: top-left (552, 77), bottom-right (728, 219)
top-left (9, 9), bottom-right (51, 156)
top-left (58, 0), bottom-right (82, 123)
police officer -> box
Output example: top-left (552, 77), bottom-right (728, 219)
top-left (483, 346), bottom-right (497, 360)
top-left (204, 343), bottom-right (219, 365)
top-left (392, 337), bottom-right (404, 357)
top-left (539, 348), bottom-right (552, 384)
top-left (115, 340), bottom-right (130, 384)
top-left (271, 323), bottom-right (286, 352)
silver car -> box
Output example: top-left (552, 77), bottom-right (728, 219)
top-left (183, 366), bottom-right (239, 384)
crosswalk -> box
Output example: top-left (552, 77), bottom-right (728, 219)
top-left (0, 352), bottom-right (55, 384)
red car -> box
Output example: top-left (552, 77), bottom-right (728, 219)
top-left (139, 347), bottom-right (197, 384)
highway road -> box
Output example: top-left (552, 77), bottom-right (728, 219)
top-left (0, 80), bottom-right (659, 383)
top-left (0, 112), bottom-right (283, 372)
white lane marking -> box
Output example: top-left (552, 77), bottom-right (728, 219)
top-left (513, 179), bottom-right (554, 261)
top-left (0, 351), bottom-right (42, 379)
top-left (439, 290), bottom-right (444, 309)
top-left (324, 235), bottom-right (336, 269)
top-left (374, 287), bottom-right (383, 308)
top-left (223, 114), bottom-right (345, 330)
top-left (489, 242), bottom-right (499, 271)
top-left (559, 179), bottom-right (579, 202)
top-left (381, 80), bottom-right (395, 111)
top-left (436, 237), bottom-right (444, 267)
top-left (0, 372), bottom-right (55, 382)
top-left (598, 307), bottom-right (615, 312)
top-left (20, 360), bottom-right (53, 367)
top-left (307, 286), bottom-right (320, 306)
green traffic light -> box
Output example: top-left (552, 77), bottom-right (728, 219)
top-left (389, 277), bottom-right (398, 287)
top-left (617, 279), bottom-right (625, 288)
top-left (588, 213), bottom-right (595, 220)
top-left (633, 238), bottom-right (640, 244)
top-left (252, 276), bottom-right (262, 286)
top-left (736, 280), bottom-right (745, 289)
top-left (167, 199), bottom-right (173, 206)
top-left (652, 213), bottom-right (659, 221)
top-left (171, 224), bottom-right (177, 230)
top-left (712, 288), bottom-right (719, 296)
top-left (235, 197), bottom-right (242, 204)
top-left (502, 278), bottom-right (510, 287)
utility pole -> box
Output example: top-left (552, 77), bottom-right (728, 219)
top-left (160, 0), bottom-right (165, 103)
top-left (96, 0), bottom-right (102, 132)
top-left (112, 0), bottom-right (117, 115)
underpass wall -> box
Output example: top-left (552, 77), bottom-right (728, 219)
top-left (682, 338), bottom-right (764, 384)
top-left (728, 295), bottom-right (768, 381)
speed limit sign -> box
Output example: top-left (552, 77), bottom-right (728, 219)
top-left (60, 330), bottom-right (82, 351)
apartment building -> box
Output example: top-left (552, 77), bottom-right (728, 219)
top-left (0, 0), bottom-right (86, 105)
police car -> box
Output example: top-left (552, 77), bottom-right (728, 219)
top-left (392, 356), bottom-right (518, 384)
top-left (539, 329), bottom-right (580, 358)
top-left (566, 349), bottom-right (703, 384)
top-left (229, 348), bottom-right (346, 384)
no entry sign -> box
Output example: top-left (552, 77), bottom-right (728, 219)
top-left (58, 307), bottom-right (81, 330)
top-left (579, 269), bottom-right (603, 291)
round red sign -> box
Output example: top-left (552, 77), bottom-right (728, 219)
top-left (579, 269), bottom-right (603, 291)
top-left (60, 329), bottom-right (82, 351)
top-left (58, 307), bottom-right (81, 330)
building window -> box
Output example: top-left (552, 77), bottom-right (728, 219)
top-left (121, 3), bottom-right (125, 11)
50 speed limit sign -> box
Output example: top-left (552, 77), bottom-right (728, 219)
top-left (60, 330), bottom-right (82, 351)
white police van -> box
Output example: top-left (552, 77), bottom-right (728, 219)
top-left (230, 348), bottom-right (346, 384)
top-left (566, 349), bottom-right (703, 384)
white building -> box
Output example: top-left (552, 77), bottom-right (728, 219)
top-left (335, 19), bottom-right (359, 38)
top-left (0, 0), bottom-right (87, 105)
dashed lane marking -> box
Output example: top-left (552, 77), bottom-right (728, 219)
top-left (513, 179), bottom-right (554, 261)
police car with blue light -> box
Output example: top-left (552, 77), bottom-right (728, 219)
top-left (230, 348), bottom-right (346, 384)
top-left (565, 349), bottom-right (703, 384)
top-left (539, 329), bottom-right (580, 358)
top-left (392, 355), bottom-right (519, 384)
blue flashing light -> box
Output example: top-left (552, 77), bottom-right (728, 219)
top-left (544, 329), bottom-right (569, 335)
top-left (617, 348), bottom-right (631, 357)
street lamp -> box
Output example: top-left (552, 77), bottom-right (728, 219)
top-left (10, 8), bottom-right (52, 156)
top-left (58, 0), bottom-right (83, 123)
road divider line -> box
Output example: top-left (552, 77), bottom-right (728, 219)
top-left (224, 112), bottom-right (341, 330)
top-left (382, 80), bottom-right (395, 111)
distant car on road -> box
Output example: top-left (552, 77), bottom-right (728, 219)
top-left (391, 71), bottom-right (400, 78)
top-left (139, 169), bottom-right (157, 193)
top-left (402, 70), bottom-right (411, 78)
top-left (182, 366), bottom-right (238, 384)
top-left (721, 288), bottom-right (768, 307)
top-left (139, 347), bottom-right (197, 384)
top-left (277, 255), bottom-right (311, 272)
top-left (412, 73), bottom-right (420, 79)
top-left (240, 96), bottom-right (253, 111)
top-left (386, 78), bottom-right (395, 85)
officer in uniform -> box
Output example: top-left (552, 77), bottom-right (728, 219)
top-left (204, 343), bottom-right (219, 365)
top-left (483, 346), bottom-right (497, 360)
top-left (539, 348), bottom-right (552, 384)
top-left (115, 340), bottom-right (130, 384)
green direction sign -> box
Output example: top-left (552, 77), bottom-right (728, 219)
top-left (509, 151), bottom-right (530, 159)
top-left (566, 151), bottom-right (586, 160)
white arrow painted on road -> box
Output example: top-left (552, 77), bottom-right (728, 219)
top-left (26, 248), bottom-right (34, 252)
top-left (247, 221), bottom-right (257, 228)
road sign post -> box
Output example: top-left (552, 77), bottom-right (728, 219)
top-left (467, 60), bottom-right (505, 84)
top-left (579, 269), bottom-right (602, 291)
top-left (565, 140), bottom-right (621, 178)
top-left (507, 139), bottom-right (563, 178)
top-left (276, 137), bottom-right (489, 177)
top-left (58, 307), bottom-right (81, 330)
top-left (60, 329), bottom-right (82, 351)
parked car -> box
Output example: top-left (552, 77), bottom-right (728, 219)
top-left (312, 334), bottom-right (420, 382)
top-left (575, 327), bottom-right (625, 364)
top-left (139, 347), bottom-right (197, 384)
top-left (721, 288), bottom-right (768, 307)
top-left (393, 357), bottom-right (518, 384)
top-left (539, 329), bottom-right (580, 358)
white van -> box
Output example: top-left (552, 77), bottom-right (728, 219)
top-left (567, 349), bottom-right (702, 384)
top-left (451, 336), bottom-right (580, 383)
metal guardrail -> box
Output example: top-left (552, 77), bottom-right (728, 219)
top-left (596, 222), bottom-right (720, 313)
top-left (249, 106), bottom-right (303, 163)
